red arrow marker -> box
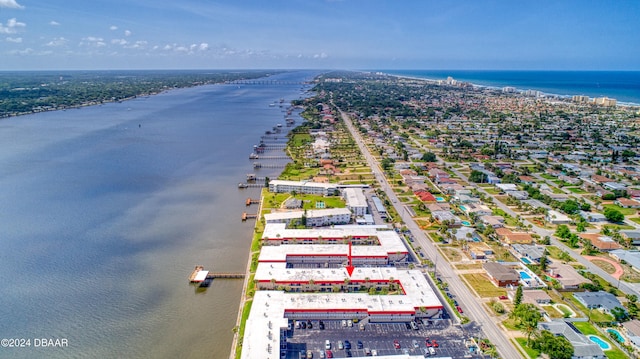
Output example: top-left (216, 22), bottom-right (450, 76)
top-left (346, 240), bottom-right (355, 277)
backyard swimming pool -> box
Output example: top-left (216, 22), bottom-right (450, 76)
top-left (461, 220), bottom-right (471, 226)
top-left (588, 335), bottom-right (611, 350)
top-left (519, 271), bottom-right (532, 280)
top-left (435, 197), bottom-right (445, 202)
top-left (607, 329), bottom-right (625, 343)
top-left (521, 257), bottom-right (532, 264)
top-left (459, 205), bottom-right (467, 211)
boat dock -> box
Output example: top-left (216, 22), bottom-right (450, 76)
top-left (248, 154), bottom-right (289, 160)
top-left (246, 198), bottom-right (260, 206)
top-left (253, 162), bottom-right (286, 169)
top-left (238, 183), bottom-right (265, 189)
top-left (241, 212), bottom-right (257, 221)
top-left (188, 265), bottom-right (245, 284)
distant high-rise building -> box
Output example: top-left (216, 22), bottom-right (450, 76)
top-left (593, 97), bottom-right (617, 107)
top-left (572, 95), bottom-right (591, 103)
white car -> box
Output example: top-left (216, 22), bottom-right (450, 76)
top-left (325, 340), bottom-right (331, 350)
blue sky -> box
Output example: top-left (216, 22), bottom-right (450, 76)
top-left (1, 0), bottom-right (638, 70)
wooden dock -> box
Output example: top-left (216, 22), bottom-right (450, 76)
top-left (241, 212), bottom-right (257, 221)
top-left (207, 273), bottom-right (245, 279)
top-left (246, 198), bottom-right (260, 206)
top-left (189, 265), bottom-right (205, 282)
top-left (238, 183), bottom-right (265, 189)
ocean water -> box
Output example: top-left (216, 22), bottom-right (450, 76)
top-left (381, 70), bottom-right (640, 105)
top-left (0, 70), bottom-right (316, 359)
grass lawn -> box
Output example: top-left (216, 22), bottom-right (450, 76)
top-left (603, 204), bottom-right (638, 216)
top-left (631, 217), bottom-right (640, 225)
top-left (461, 273), bottom-right (506, 297)
top-left (621, 263), bottom-right (640, 283)
top-left (569, 297), bottom-right (614, 322)
top-left (483, 187), bottom-right (502, 195)
top-left (441, 247), bottom-right (462, 262)
top-left (514, 337), bottom-right (539, 359)
top-left (591, 259), bottom-right (617, 274)
top-left (455, 263), bottom-right (483, 270)
top-left (540, 173), bottom-right (556, 180)
top-left (603, 223), bottom-right (636, 231)
top-left (566, 187), bottom-right (589, 194)
top-left (541, 305), bottom-right (565, 319)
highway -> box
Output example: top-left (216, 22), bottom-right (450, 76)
top-left (337, 108), bottom-right (523, 359)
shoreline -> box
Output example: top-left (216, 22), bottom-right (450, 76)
top-left (380, 71), bottom-right (640, 108)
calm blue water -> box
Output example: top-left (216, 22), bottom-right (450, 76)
top-left (588, 335), bottom-right (611, 350)
top-left (381, 70), bottom-right (640, 105)
top-left (519, 271), bottom-right (532, 280)
top-left (607, 329), bottom-right (625, 343)
top-left (0, 71), bottom-right (317, 359)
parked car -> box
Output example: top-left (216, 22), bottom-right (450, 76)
top-left (344, 340), bottom-right (351, 350)
top-left (306, 350), bottom-right (313, 359)
top-left (325, 340), bottom-right (331, 350)
top-left (413, 340), bottom-right (419, 348)
top-left (499, 295), bottom-right (508, 300)
top-left (326, 350), bottom-right (333, 358)
top-left (432, 340), bottom-right (439, 348)
top-left (338, 341), bottom-right (344, 350)
top-left (393, 340), bottom-right (401, 349)
top-left (357, 341), bottom-right (364, 349)
top-left (456, 306), bottom-right (463, 313)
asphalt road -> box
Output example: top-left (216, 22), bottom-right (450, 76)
top-left (337, 108), bottom-right (521, 359)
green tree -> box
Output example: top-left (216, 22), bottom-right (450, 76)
top-left (611, 306), bottom-right (629, 322)
top-left (533, 330), bottom-right (574, 359)
top-left (421, 151), bottom-right (437, 162)
top-left (604, 207), bottom-right (625, 223)
top-left (555, 224), bottom-right (571, 239)
top-left (514, 285), bottom-right (524, 307)
top-left (469, 170), bottom-right (488, 183)
top-left (539, 251), bottom-right (548, 273)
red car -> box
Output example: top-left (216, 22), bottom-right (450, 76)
top-left (499, 295), bottom-right (508, 300)
top-left (326, 350), bottom-right (333, 358)
top-left (432, 340), bottom-right (439, 348)
top-left (393, 340), bottom-right (401, 349)
top-left (425, 340), bottom-right (432, 347)
top-left (456, 306), bottom-right (463, 313)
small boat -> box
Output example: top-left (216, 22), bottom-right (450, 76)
top-left (238, 183), bottom-right (248, 188)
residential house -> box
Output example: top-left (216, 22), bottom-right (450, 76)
top-left (621, 320), bottom-right (640, 351)
top-left (547, 261), bottom-right (590, 289)
top-left (523, 290), bottom-right (552, 305)
top-left (579, 211), bottom-right (607, 223)
top-left (506, 190), bottom-right (529, 200)
top-left (483, 262), bottom-right (520, 287)
top-left (579, 233), bottom-right (622, 251)
top-left (432, 210), bottom-right (462, 227)
top-left (495, 228), bottom-right (534, 245)
top-left (480, 215), bottom-right (505, 229)
top-left (573, 291), bottom-right (626, 316)
top-left (450, 227), bottom-right (479, 242)
top-left (512, 244), bottom-right (545, 263)
top-left (621, 230), bottom-right (640, 246)
top-left (467, 242), bottom-right (494, 260)
top-left (538, 320), bottom-right (606, 359)
top-left (616, 198), bottom-right (640, 209)
top-left (546, 210), bottom-right (572, 225)
top-left (609, 250), bottom-right (640, 272)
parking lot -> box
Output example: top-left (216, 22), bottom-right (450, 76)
top-left (282, 319), bottom-right (480, 358)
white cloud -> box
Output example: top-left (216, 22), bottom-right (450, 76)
top-left (111, 38), bottom-right (127, 45)
top-left (313, 52), bottom-right (328, 59)
top-left (163, 44), bottom-right (173, 50)
top-left (0, 17), bottom-right (25, 34)
top-left (7, 18), bottom-right (25, 28)
top-left (49, 20), bottom-right (60, 26)
top-left (45, 37), bottom-right (67, 47)
top-left (110, 25), bottom-right (118, 31)
top-left (8, 48), bottom-right (33, 55)
top-left (199, 43), bottom-right (209, 51)
top-left (80, 36), bottom-right (106, 48)
top-left (0, 0), bottom-right (24, 9)
top-left (129, 40), bottom-right (147, 49)
top-left (6, 36), bottom-right (21, 43)
top-left (124, 30), bottom-right (131, 37)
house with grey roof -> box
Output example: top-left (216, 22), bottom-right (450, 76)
top-left (511, 244), bottom-right (545, 263)
top-left (621, 230), bottom-right (640, 246)
top-left (609, 249), bottom-right (640, 272)
top-left (579, 211), bottom-right (607, 223)
top-left (538, 320), bottom-right (605, 359)
top-left (573, 291), bottom-right (626, 316)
